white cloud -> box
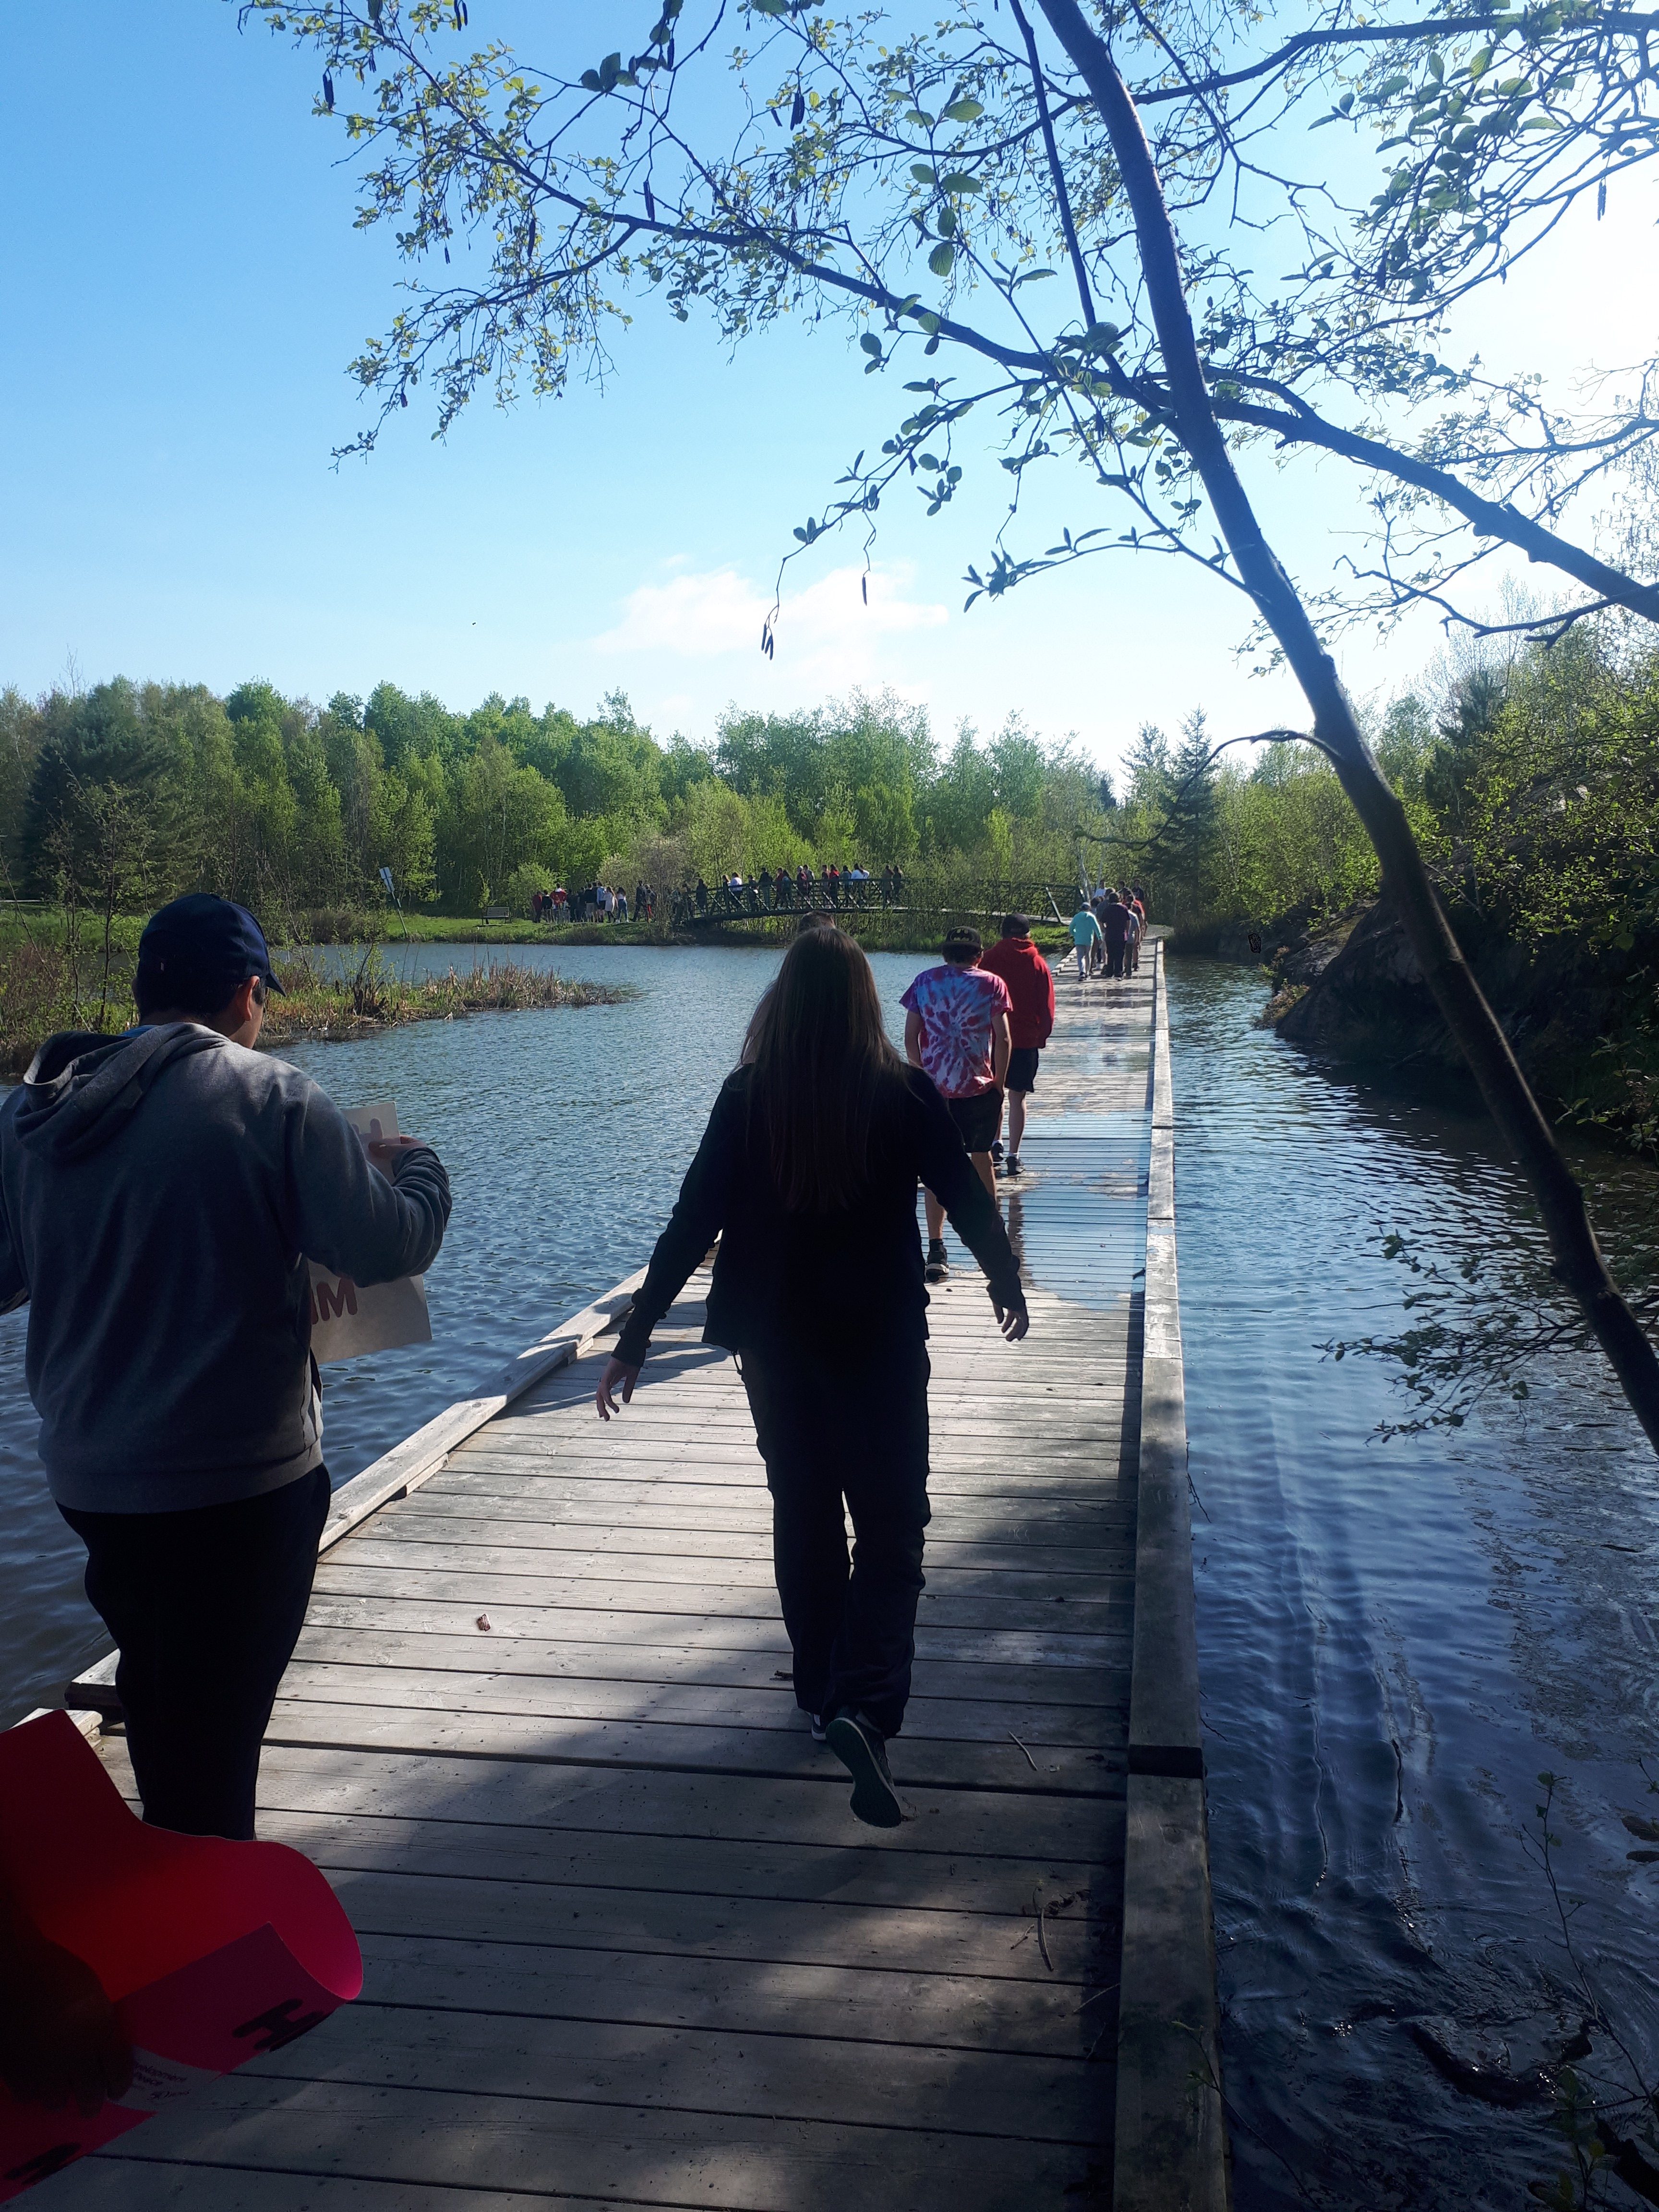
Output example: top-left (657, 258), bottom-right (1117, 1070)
top-left (591, 562), bottom-right (947, 675)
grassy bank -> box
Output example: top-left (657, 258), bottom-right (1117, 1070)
top-left (0, 924), bottom-right (625, 1078)
top-left (2, 901), bottom-right (1076, 961)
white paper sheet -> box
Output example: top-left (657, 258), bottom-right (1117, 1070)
top-left (306, 1099), bottom-right (433, 1363)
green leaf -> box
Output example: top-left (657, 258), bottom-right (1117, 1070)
top-left (904, 108), bottom-right (935, 127)
top-left (859, 332), bottom-right (882, 355)
top-left (910, 162), bottom-right (938, 184)
top-left (928, 241), bottom-right (955, 277)
top-left (941, 96), bottom-right (984, 122)
top-left (939, 171), bottom-right (984, 194)
top-left (937, 205), bottom-right (957, 239)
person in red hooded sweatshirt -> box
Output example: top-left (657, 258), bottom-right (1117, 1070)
top-left (979, 913), bottom-right (1056, 1178)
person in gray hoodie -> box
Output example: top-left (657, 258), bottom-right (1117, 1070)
top-left (0, 894), bottom-right (451, 1839)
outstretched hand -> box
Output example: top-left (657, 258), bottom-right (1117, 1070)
top-left (992, 1289), bottom-right (1030, 1342)
top-left (596, 1356), bottom-right (640, 1420)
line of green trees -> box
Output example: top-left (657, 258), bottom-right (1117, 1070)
top-left (1108, 626), bottom-right (1659, 964)
top-left (0, 678), bottom-right (1119, 926)
top-left (5, 626), bottom-right (1652, 963)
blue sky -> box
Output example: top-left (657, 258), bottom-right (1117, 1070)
top-left (2, 4), bottom-right (1651, 775)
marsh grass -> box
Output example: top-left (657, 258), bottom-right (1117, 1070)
top-left (0, 933), bottom-right (624, 1076)
top-left (263, 947), bottom-right (626, 1043)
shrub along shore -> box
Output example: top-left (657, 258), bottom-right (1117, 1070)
top-left (0, 919), bottom-right (625, 1079)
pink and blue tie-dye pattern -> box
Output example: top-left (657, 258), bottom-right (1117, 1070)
top-left (900, 964), bottom-right (1012, 1098)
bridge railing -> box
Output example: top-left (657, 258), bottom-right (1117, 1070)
top-left (664, 878), bottom-right (1083, 927)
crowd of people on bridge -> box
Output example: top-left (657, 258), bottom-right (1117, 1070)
top-left (522, 867), bottom-right (912, 927)
top-left (529, 883), bottom-right (662, 925)
top-left (680, 863), bottom-right (905, 922)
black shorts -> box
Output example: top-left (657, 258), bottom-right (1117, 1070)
top-left (947, 1088), bottom-right (1004, 1153)
top-left (1007, 1047), bottom-right (1040, 1094)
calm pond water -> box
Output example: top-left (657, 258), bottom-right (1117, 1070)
top-left (1174, 959), bottom-right (1659, 2208)
top-left (1, 945), bottom-right (1655, 2205)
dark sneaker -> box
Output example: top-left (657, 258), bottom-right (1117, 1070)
top-left (825, 1711), bottom-right (904, 1828)
top-left (924, 1238), bottom-right (949, 1282)
top-left (1004, 1154), bottom-right (1022, 1177)
top-left (810, 1712), bottom-right (828, 1743)
top-left (990, 1138), bottom-right (1004, 1163)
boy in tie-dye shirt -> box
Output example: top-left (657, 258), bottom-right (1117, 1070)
top-left (901, 927), bottom-right (1012, 1282)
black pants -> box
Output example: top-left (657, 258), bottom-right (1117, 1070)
top-left (60, 1466), bottom-right (331, 1840)
top-left (1105, 936), bottom-right (1127, 977)
top-left (740, 1344), bottom-right (930, 1740)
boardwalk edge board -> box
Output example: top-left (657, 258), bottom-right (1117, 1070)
top-left (1113, 939), bottom-right (1231, 2212)
top-left (50, 1273), bottom-right (650, 1733)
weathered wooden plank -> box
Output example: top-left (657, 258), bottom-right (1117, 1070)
top-left (289, 1628), bottom-right (1130, 1709)
top-left (319, 1863), bottom-right (1118, 1988)
top-left (240, 2000), bottom-right (1110, 2143)
top-left (308, 1563), bottom-right (1132, 1632)
top-left (321, 1538), bottom-right (1133, 1593)
top-left (262, 1697), bottom-right (1125, 1793)
top-left (250, 1805), bottom-right (1118, 1922)
top-left (85, 2075), bottom-right (1113, 2211)
top-left (40, 2171), bottom-right (587, 2212)
top-left (441, 1447), bottom-right (1132, 1491)
top-left (347, 1930), bottom-right (1105, 2057)
top-left (372, 1495), bottom-right (1135, 1544)
top-left (274, 1661), bottom-right (1128, 1747)
top-left (334, 1520), bottom-right (1136, 1577)
top-left (301, 1593), bottom-right (1128, 1667)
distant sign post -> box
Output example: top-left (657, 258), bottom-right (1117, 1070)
top-left (377, 865), bottom-right (411, 943)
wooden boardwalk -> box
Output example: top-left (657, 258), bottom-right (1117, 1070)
top-left (52, 957), bottom-right (1206, 2212)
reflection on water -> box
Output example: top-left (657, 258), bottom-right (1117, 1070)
top-left (1172, 956), bottom-right (1659, 2209)
top-left (3, 945), bottom-right (1657, 2207)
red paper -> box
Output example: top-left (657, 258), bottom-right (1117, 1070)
top-left (0, 1711), bottom-right (361, 2199)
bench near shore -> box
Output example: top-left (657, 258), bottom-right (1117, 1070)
top-left (51, 943), bottom-right (1224, 2210)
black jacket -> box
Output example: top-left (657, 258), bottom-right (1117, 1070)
top-left (614, 1063), bottom-right (1022, 1367)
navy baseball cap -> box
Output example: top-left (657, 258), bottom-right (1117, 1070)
top-left (137, 894), bottom-right (285, 998)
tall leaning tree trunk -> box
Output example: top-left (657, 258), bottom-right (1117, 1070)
top-left (1036, 0), bottom-right (1659, 1456)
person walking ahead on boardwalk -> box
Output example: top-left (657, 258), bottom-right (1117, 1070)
top-left (595, 927), bottom-right (1027, 1827)
top-left (979, 914), bottom-right (1056, 1179)
top-left (1099, 887), bottom-right (1133, 979)
top-left (901, 927), bottom-right (1013, 1285)
top-left (1068, 900), bottom-right (1104, 981)
top-left (0, 894), bottom-right (451, 1842)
